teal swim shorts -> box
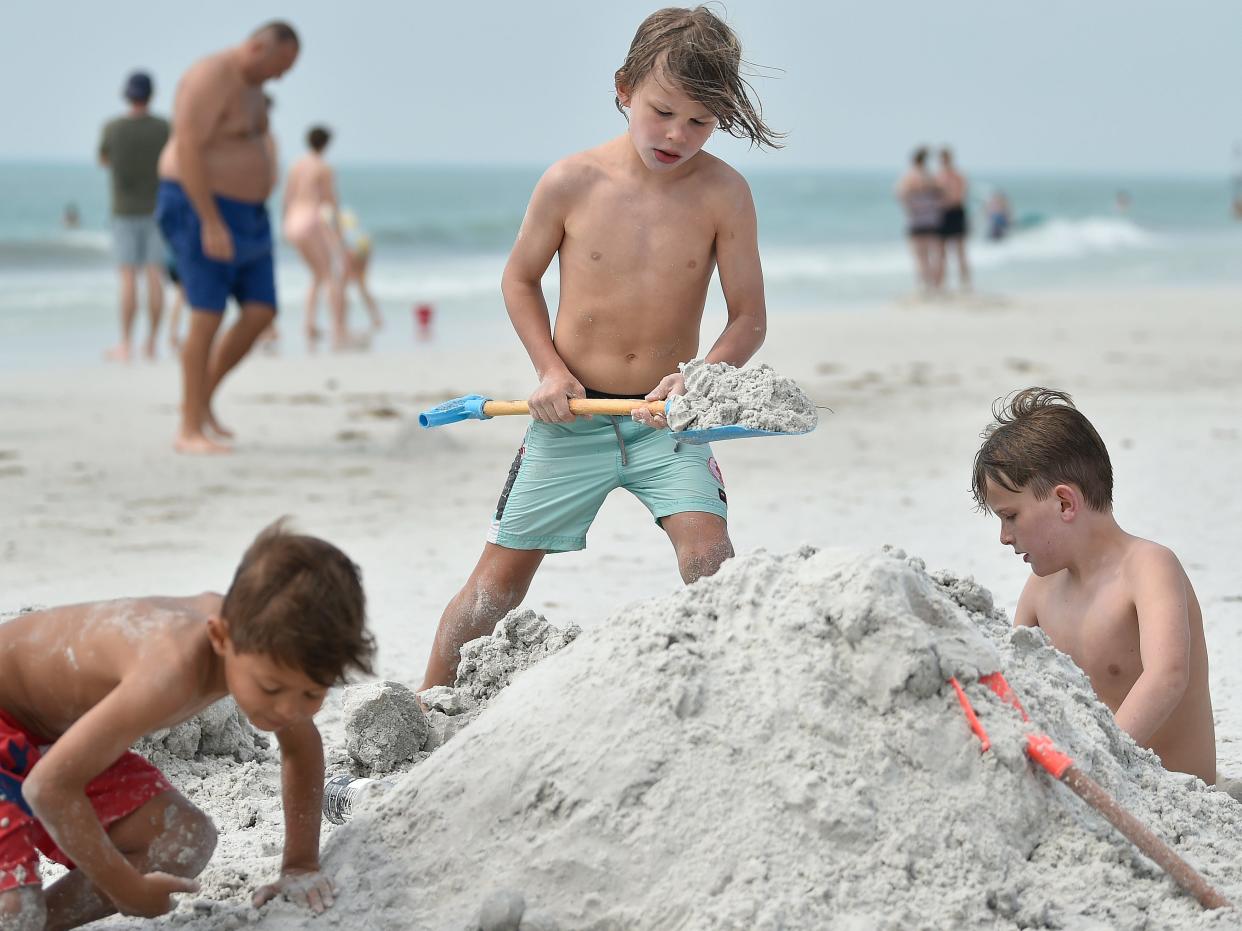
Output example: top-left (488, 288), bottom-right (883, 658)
top-left (487, 416), bottom-right (728, 552)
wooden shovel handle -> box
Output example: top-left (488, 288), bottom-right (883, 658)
top-left (1062, 764), bottom-right (1231, 910)
top-left (482, 399), bottom-right (665, 417)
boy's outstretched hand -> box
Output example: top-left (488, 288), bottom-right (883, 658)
top-left (253, 868), bottom-right (336, 914)
top-left (634, 372), bottom-right (686, 428)
top-left (115, 871), bottom-right (200, 918)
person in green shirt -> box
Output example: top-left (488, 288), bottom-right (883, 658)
top-left (99, 71), bottom-right (170, 362)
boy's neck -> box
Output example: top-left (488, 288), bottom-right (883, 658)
top-left (613, 134), bottom-right (698, 185)
top-left (1063, 509), bottom-right (1128, 579)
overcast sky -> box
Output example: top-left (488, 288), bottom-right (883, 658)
top-left (3, 1), bottom-right (1238, 174)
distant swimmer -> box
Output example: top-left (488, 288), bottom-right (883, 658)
top-left (99, 70), bottom-right (171, 362)
top-left (984, 189), bottom-right (1012, 241)
top-left (895, 146), bottom-right (943, 293)
top-left (155, 21), bottom-right (300, 455)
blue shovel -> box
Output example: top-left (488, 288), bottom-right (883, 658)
top-left (418, 395), bottom-right (815, 445)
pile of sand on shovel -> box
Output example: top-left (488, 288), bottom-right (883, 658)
top-left (249, 547), bottom-right (1242, 931)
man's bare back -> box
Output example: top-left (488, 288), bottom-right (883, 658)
top-left (1017, 537), bottom-right (1216, 783)
top-left (158, 50), bottom-right (276, 203)
top-left (0, 596), bottom-right (226, 741)
top-left (546, 136), bottom-right (747, 395)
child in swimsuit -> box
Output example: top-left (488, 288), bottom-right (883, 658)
top-left (418, 6), bottom-right (781, 690)
top-left (0, 521), bottom-right (374, 926)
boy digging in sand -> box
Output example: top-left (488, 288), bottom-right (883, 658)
top-left (419, 6), bottom-right (780, 690)
top-left (973, 388), bottom-right (1216, 784)
top-left (0, 521), bottom-right (374, 928)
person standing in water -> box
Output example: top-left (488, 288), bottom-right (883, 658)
top-left (282, 126), bottom-right (350, 349)
top-left (936, 147), bottom-right (971, 291)
top-left (156, 22), bottom-right (300, 455)
top-left (895, 146), bottom-right (943, 293)
top-left (99, 71), bottom-right (171, 362)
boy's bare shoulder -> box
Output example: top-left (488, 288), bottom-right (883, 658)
top-left (690, 151), bottom-right (750, 193)
top-left (541, 148), bottom-right (612, 195)
top-left (1121, 537), bottom-right (1188, 585)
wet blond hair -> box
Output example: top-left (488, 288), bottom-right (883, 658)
top-left (614, 6), bottom-right (782, 149)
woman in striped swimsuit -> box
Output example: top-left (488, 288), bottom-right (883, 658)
top-left (895, 146), bottom-right (945, 293)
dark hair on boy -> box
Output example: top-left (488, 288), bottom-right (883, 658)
top-left (912, 146), bottom-right (928, 166)
top-left (307, 126), bottom-right (332, 152)
top-left (222, 520), bottom-right (374, 686)
top-left (972, 387), bottom-right (1114, 513)
top-left (614, 5), bottom-right (783, 149)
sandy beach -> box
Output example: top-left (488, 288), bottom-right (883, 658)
top-left (3, 283), bottom-right (1242, 927)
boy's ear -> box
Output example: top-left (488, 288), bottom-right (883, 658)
top-left (1053, 483), bottom-right (1079, 520)
top-left (615, 81), bottom-right (632, 108)
top-left (206, 615), bottom-right (231, 656)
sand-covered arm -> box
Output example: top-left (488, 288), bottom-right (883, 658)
top-left (252, 717), bottom-right (335, 913)
top-left (502, 161), bottom-right (583, 421)
top-left (22, 678), bottom-right (200, 918)
top-left (1114, 550), bottom-right (1191, 746)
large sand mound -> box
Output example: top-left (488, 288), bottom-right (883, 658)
top-left (243, 547), bottom-right (1241, 930)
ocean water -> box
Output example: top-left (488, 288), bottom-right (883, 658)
top-left (1, 162), bottom-right (1239, 369)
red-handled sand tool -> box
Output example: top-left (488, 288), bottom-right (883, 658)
top-left (949, 673), bottom-right (1231, 911)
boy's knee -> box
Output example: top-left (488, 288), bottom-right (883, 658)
top-left (0, 887), bottom-right (47, 931)
top-left (151, 800), bottom-right (218, 877)
top-left (676, 536), bottom-right (734, 583)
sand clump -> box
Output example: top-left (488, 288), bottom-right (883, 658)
top-left (138, 698), bottom-right (269, 764)
top-left (665, 359), bottom-right (818, 434)
top-left (343, 681), bottom-right (430, 773)
top-left (235, 546), bottom-right (1242, 931)
top-left (337, 610), bottom-right (581, 776)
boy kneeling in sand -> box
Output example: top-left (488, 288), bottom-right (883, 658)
top-left (0, 521), bottom-right (374, 928)
top-left (973, 388), bottom-right (1215, 784)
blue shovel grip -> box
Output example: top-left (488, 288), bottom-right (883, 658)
top-left (418, 395), bottom-right (491, 428)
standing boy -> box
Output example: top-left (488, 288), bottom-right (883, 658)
top-left (973, 388), bottom-right (1216, 784)
top-left (157, 22), bottom-right (299, 455)
top-left (0, 522), bottom-right (374, 927)
top-left (99, 71), bottom-right (170, 363)
top-left (419, 6), bottom-right (781, 690)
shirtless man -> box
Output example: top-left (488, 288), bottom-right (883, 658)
top-left (156, 22), bottom-right (300, 454)
top-left (418, 6), bottom-right (780, 690)
top-left (974, 388), bottom-right (1216, 784)
top-left (936, 147), bottom-right (970, 290)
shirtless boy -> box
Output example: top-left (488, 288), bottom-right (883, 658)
top-left (0, 522), bottom-right (374, 928)
top-left (418, 6), bottom-right (780, 690)
top-left (973, 388), bottom-right (1216, 783)
top-left (157, 22), bottom-right (299, 455)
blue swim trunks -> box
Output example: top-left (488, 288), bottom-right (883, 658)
top-left (155, 180), bottom-right (276, 313)
top-left (488, 416), bottom-right (728, 552)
